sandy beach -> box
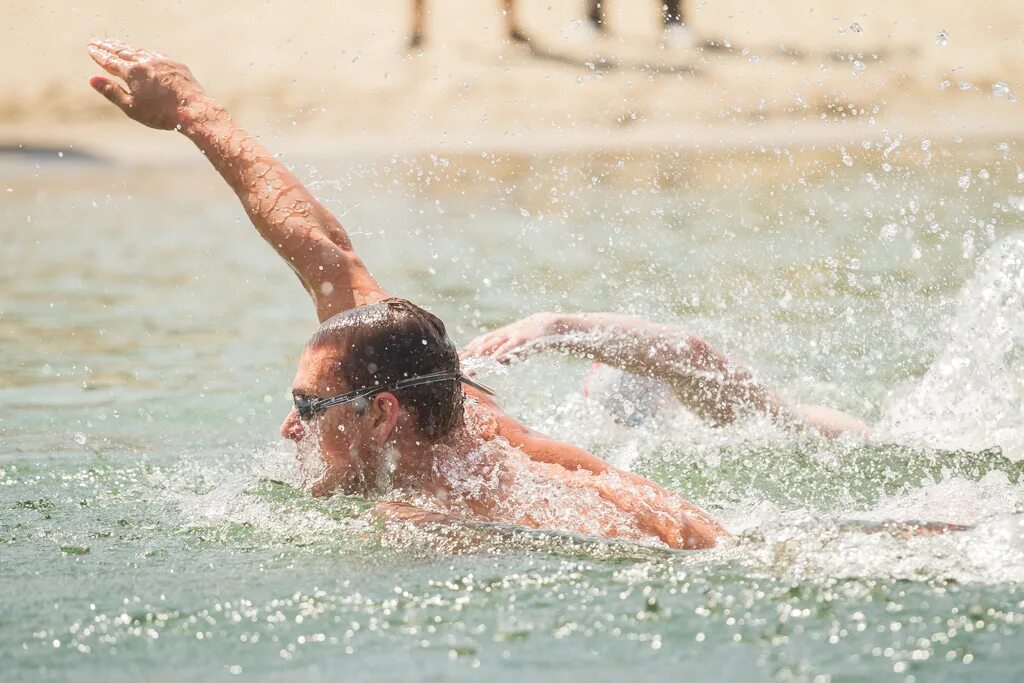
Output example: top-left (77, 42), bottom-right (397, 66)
top-left (3, 0), bottom-right (1023, 159)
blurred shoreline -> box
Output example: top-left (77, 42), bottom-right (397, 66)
top-left (2, 114), bottom-right (1021, 167)
top-left (3, 0), bottom-right (1022, 163)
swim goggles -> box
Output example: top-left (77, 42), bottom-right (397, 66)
top-left (292, 371), bottom-right (495, 421)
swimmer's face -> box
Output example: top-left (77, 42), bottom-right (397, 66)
top-left (282, 346), bottom-right (383, 493)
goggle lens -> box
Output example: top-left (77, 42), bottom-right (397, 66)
top-left (294, 395), bottom-right (315, 421)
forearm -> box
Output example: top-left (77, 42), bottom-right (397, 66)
top-left (590, 472), bottom-right (726, 549)
top-left (180, 98), bottom-right (385, 318)
top-left (540, 313), bottom-right (692, 378)
top-left (545, 313), bottom-right (791, 426)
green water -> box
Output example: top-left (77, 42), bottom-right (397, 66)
top-left (3, 139), bottom-right (1024, 681)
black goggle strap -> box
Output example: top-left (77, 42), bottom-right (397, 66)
top-left (303, 371), bottom-right (497, 418)
top-left (458, 374), bottom-right (497, 397)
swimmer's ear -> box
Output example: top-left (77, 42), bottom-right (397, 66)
top-left (367, 393), bottom-right (401, 444)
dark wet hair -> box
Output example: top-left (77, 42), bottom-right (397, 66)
top-left (306, 298), bottom-right (464, 438)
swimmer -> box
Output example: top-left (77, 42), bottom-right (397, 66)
top-left (86, 39), bottom-right (722, 550)
top-left (464, 312), bottom-right (870, 438)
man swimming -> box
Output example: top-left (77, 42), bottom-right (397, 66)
top-left (464, 312), bottom-right (869, 437)
top-left (86, 39), bottom-right (724, 550)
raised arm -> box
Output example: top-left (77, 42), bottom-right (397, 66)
top-left (87, 39), bottom-right (387, 321)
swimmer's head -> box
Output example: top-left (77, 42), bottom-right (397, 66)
top-left (281, 298), bottom-right (465, 492)
top-left (583, 362), bottom-right (676, 427)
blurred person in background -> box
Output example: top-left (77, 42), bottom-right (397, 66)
top-left (409, 0), bottom-right (528, 48)
top-left (408, 1), bottom-right (693, 51)
top-left (580, 0), bottom-right (693, 48)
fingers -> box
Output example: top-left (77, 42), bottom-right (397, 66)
top-left (463, 332), bottom-right (509, 358)
top-left (465, 335), bottom-right (525, 364)
top-left (491, 338), bottom-right (530, 364)
top-left (88, 38), bottom-right (161, 76)
top-left (461, 334), bottom-right (488, 358)
top-left (87, 42), bottom-right (132, 78)
top-left (89, 75), bottom-right (132, 112)
top-left (91, 38), bottom-right (142, 61)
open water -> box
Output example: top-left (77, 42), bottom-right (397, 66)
top-left (3, 138), bottom-right (1024, 681)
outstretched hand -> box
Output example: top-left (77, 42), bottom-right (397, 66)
top-left (87, 38), bottom-right (208, 130)
top-left (462, 312), bottom-right (565, 364)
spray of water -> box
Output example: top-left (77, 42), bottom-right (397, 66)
top-left (881, 234), bottom-right (1024, 456)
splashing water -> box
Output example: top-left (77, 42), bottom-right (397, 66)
top-left (881, 234), bottom-right (1024, 455)
top-left (7, 146), bottom-right (1024, 680)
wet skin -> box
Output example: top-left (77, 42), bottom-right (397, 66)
top-left (463, 311), bottom-right (871, 438)
top-left (87, 38), bottom-right (725, 549)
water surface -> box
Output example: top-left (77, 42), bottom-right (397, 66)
top-left (3, 139), bottom-right (1024, 681)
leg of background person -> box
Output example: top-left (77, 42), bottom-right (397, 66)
top-left (409, 0), bottom-right (426, 48)
top-left (504, 0), bottom-right (529, 42)
top-left (587, 0), bottom-right (605, 32)
top-left (662, 0), bottom-right (684, 26)
top-left (659, 0), bottom-right (693, 48)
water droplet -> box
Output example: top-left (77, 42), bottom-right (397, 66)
top-left (993, 81), bottom-right (1010, 98)
top-left (852, 60), bottom-right (866, 72)
top-left (936, 29), bottom-right (949, 47)
top-left (958, 174), bottom-right (971, 190)
top-left (73, 432), bottom-right (88, 446)
top-left (850, 22), bottom-right (863, 33)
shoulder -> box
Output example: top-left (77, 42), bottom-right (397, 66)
top-left (462, 390), bottom-right (516, 442)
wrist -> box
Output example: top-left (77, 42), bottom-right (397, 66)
top-left (177, 94), bottom-right (230, 138)
top-left (542, 312), bottom-right (570, 335)
top-left (545, 313), bottom-right (582, 335)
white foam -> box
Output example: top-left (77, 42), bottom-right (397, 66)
top-left (880, 234), bottom-right (1024, 457)
top-left (714, 474), bottom-right (1024, 585)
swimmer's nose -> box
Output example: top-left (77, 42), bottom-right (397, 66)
top-left (280, 409), bottom-right (305, 442)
